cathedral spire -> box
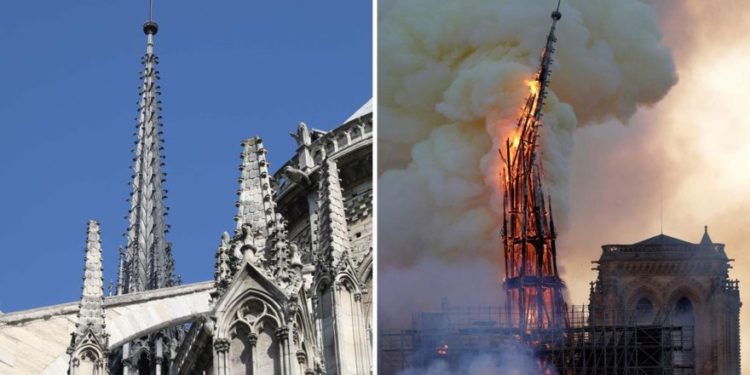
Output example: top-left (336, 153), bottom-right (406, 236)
top-left (500, 1), bottom-right (567, 337)
top-left (68, 221), bottom-right (109, 374)
top-left (123, 3), bottom-right (174, 293)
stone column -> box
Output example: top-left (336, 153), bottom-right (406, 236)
top-left (69, 358), bottom-right (80, 375)
top-left (248, 333), bottom-right (258, 375)
top-left (276, 326), bottom-right (294, 375)
top-left (213, 338), bottom-right (230, 375)
top-left (95, 358), bottom-right (107, 375)
top-left (122, 343), bottom-right (133, 375)
top-left (352, 291), bottom-right (371, 374)
top-left (296, 349), bottom-right (308, 375)
top-left (307, 192), bottom-right (319, 256)
top-left (155, 337), bottom-right (164, 374)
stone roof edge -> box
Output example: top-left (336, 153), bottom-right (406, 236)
top-left (0, 281), bottom-right (213, 326)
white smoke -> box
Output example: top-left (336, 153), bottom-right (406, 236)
top-left (378, 0), bottom-right (677, 321)
top-left (398, 351), bottom-right (542, 375)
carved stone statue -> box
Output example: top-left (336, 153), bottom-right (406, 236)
top-left (290, 243), bottom-right (303, 269)
top-left (289, 122), bottom-right (312, 147)
top-left (234, 223), bottom-right (260, 264)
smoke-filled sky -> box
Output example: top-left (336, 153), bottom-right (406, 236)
top-left (379, 0), bottom-right (750, 370)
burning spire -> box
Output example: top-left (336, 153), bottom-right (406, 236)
top-left (122, 4), bottom-right (175, 293)
top-left (500, 0), bottom-right (567, 336)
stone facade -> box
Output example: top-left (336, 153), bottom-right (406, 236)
top-left (0, 103), bottom-right (372, 375)
top-left (589, 229), bottom-right (741, 375)
top-left (171, 106), bottom-right (373, 375)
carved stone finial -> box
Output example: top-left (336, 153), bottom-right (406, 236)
top-left (213, 233), bottom-right (234, 299)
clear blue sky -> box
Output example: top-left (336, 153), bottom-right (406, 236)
top-left (0, 1), bottom-right (372, 312)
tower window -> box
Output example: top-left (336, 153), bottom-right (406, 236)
top-left (673, 297), bottom-right (695, 326)
top-left (635, 297), bottom-right (654, 325)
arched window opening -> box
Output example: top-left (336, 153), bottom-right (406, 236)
top-left (230, 324), bottom-right (254, 375)
top-left (256, 319), bottom-right (281, 374)
top-left (673, 297), bottom-right (695, 326)
top-left (78, 349), bottom-right (98, 374)
top-left (137, 352), bottom-right (150, 375)
top-left (635, 297), bottom-right (654, 325)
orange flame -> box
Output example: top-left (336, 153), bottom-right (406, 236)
top-left (526, 79), bottom-right (540, 96)
top-left (435, 343), bottom-right (449, 357)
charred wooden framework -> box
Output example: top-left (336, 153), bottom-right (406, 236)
top-left (500, 1), bottom-right (566, 336)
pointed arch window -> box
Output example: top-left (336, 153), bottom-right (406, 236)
top-left (635, 297), bottom-right (654, 325)
top-left (673, 297), bottom-right (695, 326)
top-left (137, 352), bottom-right (150, 374)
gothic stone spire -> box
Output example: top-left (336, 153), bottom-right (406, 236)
top-left (235, 137), bottom-right (276, 248)
top-left (229, 137), bottom-right (302, 294)
top-left (317, 159), bottom-right (351, 272)
top-left (68, 221), bottom-right (109, 374)
top-left (124, 16), bottom-right (174, 293)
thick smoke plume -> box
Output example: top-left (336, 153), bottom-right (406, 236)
top-left (378, 0), bottom-right (677, 326)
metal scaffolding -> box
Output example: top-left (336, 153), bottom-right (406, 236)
top-left (379, 304), bottom-right (694, 375)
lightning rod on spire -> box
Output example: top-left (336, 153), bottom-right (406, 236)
top-left (144, 0), bottom-right (158, 35)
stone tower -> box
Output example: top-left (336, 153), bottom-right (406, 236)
top-left (589, 228), bottom-right (741, 375)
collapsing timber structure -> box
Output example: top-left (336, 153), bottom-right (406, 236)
top-left (499, 0), bottom-right (566, 336)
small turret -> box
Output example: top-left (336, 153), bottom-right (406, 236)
top-left (67, 221), bottom-right (109, 374)
top-left (316, 159), bottom-right (351, 272)
top-left (700, 225), bottom-right (713, 246)
top-left (235, 137), bottom-right (277, 248)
